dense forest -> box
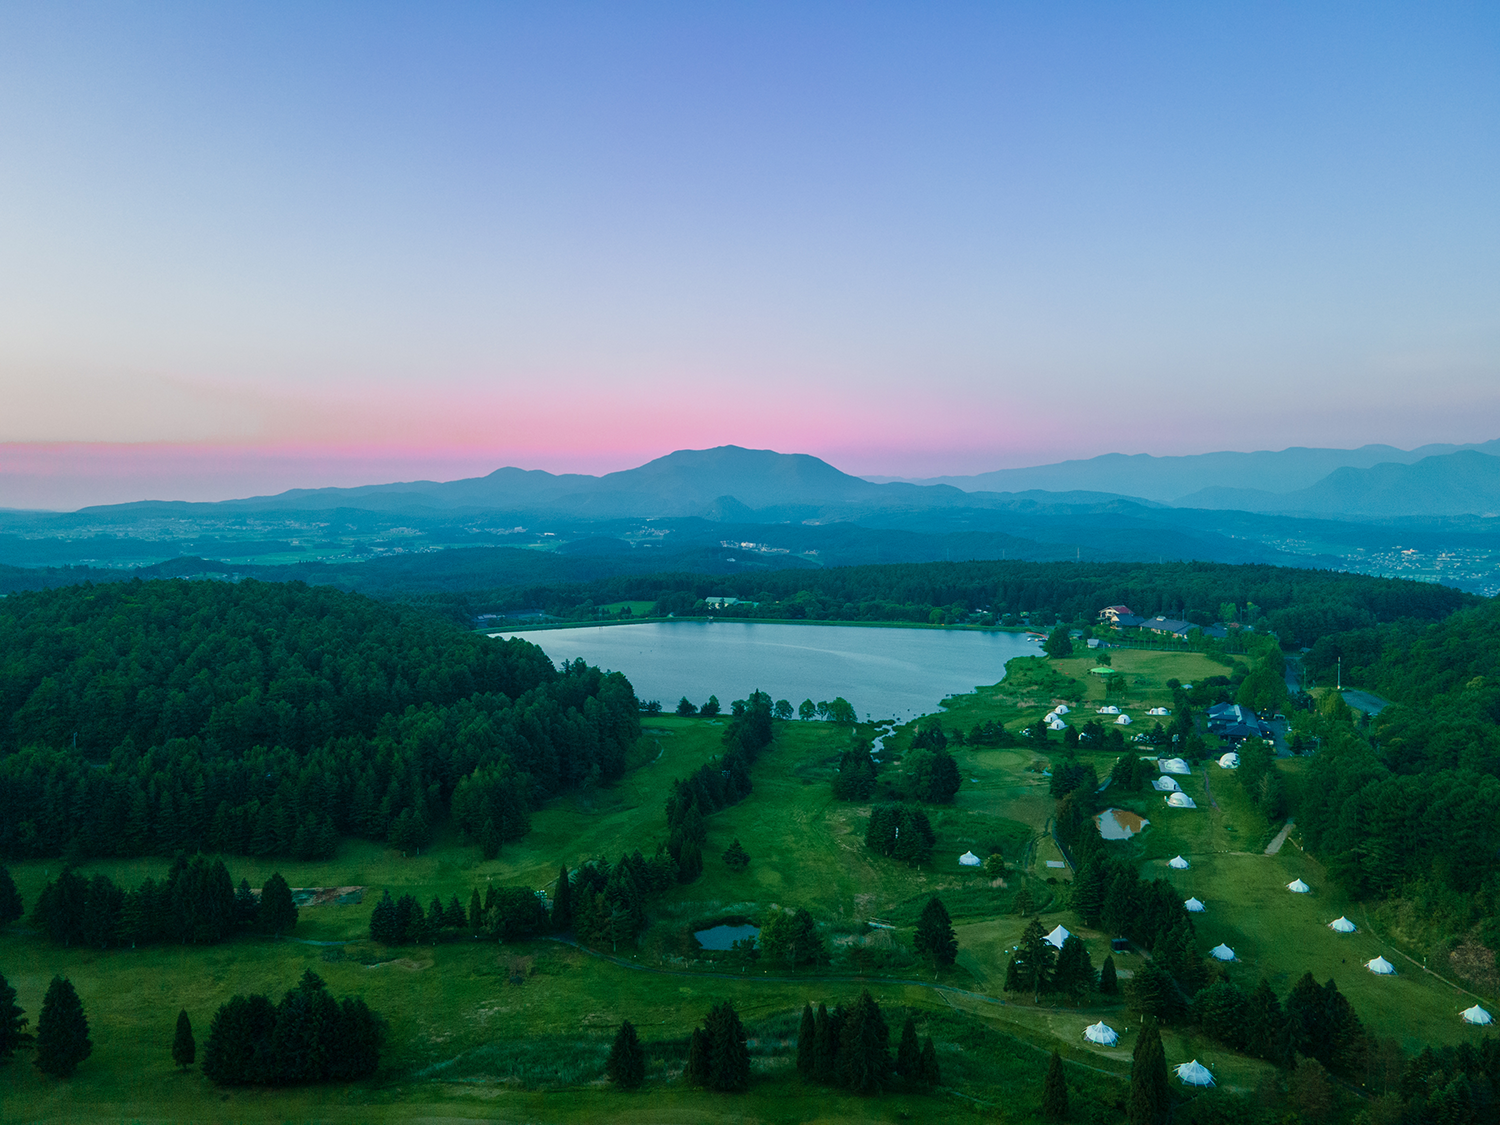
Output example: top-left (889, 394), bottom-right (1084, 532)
top-left (0, 580), bottom-right (638, 860)
top-left (443, 560), bottom-right (1471, 649)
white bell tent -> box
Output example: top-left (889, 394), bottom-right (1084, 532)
top-left (1462, 1005), bottom-right (1494, 1026)
top-left (1176, 1060), bottom-right (1215, 1086)
top-left (1168, 855), bottom-right (1190, 869)
top-left (1366, 956), bottom-right (1397, 975)
top-left (958, 851), bottom-right (981, 867)
top-left (1328, 917), bottom-right (1357, 933)
top-left (1287, 879), bottom-right (1311, 893)
top-left (1083, 1021), bottom-right (1118, 1046)
top-left (1045, 924), bottom-right (1072, 950)
top-left (1210, 944), bottom-right (1235, 961)
top-left (1184, 897), bottom-right (1205, 913)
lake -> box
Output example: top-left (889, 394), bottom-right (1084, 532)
top-left (489, 621), bottom-right (1038, 721)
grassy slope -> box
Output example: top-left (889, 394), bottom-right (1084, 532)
top-left (1, 648), bottom-right (1491, 1121)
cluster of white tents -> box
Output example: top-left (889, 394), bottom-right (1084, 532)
top-left (1097, 705), bottom-right (1120, 715)
top-left (1079, 1023), bottom-right (1214, 1086)
top-left (1147, 706), bottom-right (1170, 716)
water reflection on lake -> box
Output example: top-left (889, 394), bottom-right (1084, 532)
top-left (490, 621), bottom-right (1038, 722)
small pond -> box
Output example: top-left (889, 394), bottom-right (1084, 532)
top-left (694, 923), bottom-right (760, 950)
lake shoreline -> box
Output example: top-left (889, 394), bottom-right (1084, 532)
top-left (483, 616), bottom-right (1040, 635)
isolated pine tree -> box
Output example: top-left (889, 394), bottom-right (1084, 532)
top-left (172, 1008), bottom-right (195, 1069)
top-left (914, 896), bottom-right (958, 971)
top-left (1099, 954), bottom-right (1119, 995)
top-left (1043, 1048), bottom-right (1069, 1121)
top-left (722, 838), bottom-right (751, 871)
top-left (0, 971), bottom-right (25, 1061)
top-left (606, 1019), bottom-right (646, 1090)
top-left (920, 1036), bottom-right (940, 1086)
top-left (552, 867), bottom-right (572, 931)
top-left (1128, 1021), bottom-right (1170, 1125)
top-left (258, 873), bottom-right (297, 937)
top-left (796, 1003), bottom-right (816, 1077)
top-left (0, 865), bottom-right (23, 926)
top-left (705, 1001), bottom-right (750, 1092)
top-left (895, 1015), bottom-right (921, 1080)
top-left (34, 976), bottom-right (91, 1078)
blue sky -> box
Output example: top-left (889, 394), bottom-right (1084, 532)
top-left (1, 1), bottom-right (1497, 500)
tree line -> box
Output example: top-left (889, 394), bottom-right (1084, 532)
top-left (0, 580), bottom-right (640, 861)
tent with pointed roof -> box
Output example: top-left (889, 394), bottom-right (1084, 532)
top-left (1045, 924), bottom-right (1072, 949)
top-left (1168, 855), bottom-right (1190, 869)
top-left (1287, 879), bottom-right (1311, 893)
top-left (958, 850), bottom-right (981, 867)
top-left (1184, 897), bottom-right (1205, 913)
top-left (1366, 956), bottom-right (1396, 975)
top-left (1329, 916), bottom-right (1356, 933)
top-left (1160, 758), bottom-right (1191, 775)
top-left (1083, 1021), bottom-right (1118, 1046)
top-left (1210, 944), bottom-right (1235, 961)
top-left (1167, 792), bottom-right (1198, 808)
top-left (1152, 777), bottom-right (1181, 792)
top-left (1462, 1005), bottom-right (1493, 1025)
top-left (1176, 1060), bottom-right (1215, 1086)
top-left (1218, 752), bottom-right (1240, 769)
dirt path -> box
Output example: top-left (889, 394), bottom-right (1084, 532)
top-left (1265, 819), bottom-right (1295, 856)
top-left (1202, 770), bottom-right (1220, 810)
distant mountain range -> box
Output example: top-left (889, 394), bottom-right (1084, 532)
top-left (872, 440), bottom-right (1500, 506)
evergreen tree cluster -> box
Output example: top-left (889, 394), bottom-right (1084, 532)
top-left (369, 885), bottom-right (537, 945)
top-left (687, 1001), bottom-right (751, 1092)
top-left (757, 907), bottom-right (826, 967)
top-left (568, 851), bottom-right (677, 949)
top-left (1193, 972), bottom-right (1368, 1076)
top-left (0, 969), bottom-right (29, 1062)
top-left (1399, 1039), bottom-right (1500, 1122)
top-left (830, 742), bottom-right (878, 801)
top-left (0, 864), bottom-right (22, 926)
top-left (1068, 852), bottom-right (1195, 955)
top-left (863, 803), bottom-right (935, 864)
top-left (201, 970), bottom-right (383, 1086)
top-left (31, 856), bottom-right (293, 948)
top-left (663, 691), bottom-right (774, 882)
top-left (962, 718), bottom-right (1021, 748)
top-left (902, 744), bottom-right (962, 804)
top-left (794, 992), bottom-right (936, 1095)
top-left (1003, 919), bottom-right (1096, 1004)
top-left (0, 581), bottom-right (639, 862)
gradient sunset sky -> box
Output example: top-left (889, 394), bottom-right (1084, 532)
top-left (2, 3), bottom-right (1498, 506)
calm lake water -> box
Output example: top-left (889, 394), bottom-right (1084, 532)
top-left (694, 923), bottom-right (759, 950)
top-left (489, 621), bottom-right (1038, 722)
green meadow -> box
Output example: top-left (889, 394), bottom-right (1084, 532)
top-left (1, 648), bottom-right (1492, 1122)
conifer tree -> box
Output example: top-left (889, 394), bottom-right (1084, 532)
top-left (722, 838), bottom-right (751, 871)
top-left (687, 1025), bottom-right (711, 1086)
top-left (369, 890), bottom-right (398, 944)
top-left (895, 1015), bottom-right (921, 1080)
top-left (234, 878), bottom-right (259, 928)
top-left (1004, 954), bottom-right (1022, 992)
top-left (0, 971), bottom-right (25, 1061)
top-left (606, 1019), bottom-right (646, 1090)
top-left (698, 1001), bottom-right (750, 1092)
top-left (1099, 954), bottom-right (1119, 995)
top-left (914, 896), bottom-right (958, 971)
top-left (468, 888), bottom-right (484, 933)
top-left (796, 1003), bottom-right (817, 1077)
top-left (552, 866), bottom-right (572, 931)
top-left (1128, 1021), bottom-right (1170, 1125)
top-left (813, 1002), bottom-right (838, 1082)
top-left (1053, 934), bottom-right (1096, 1003)
top-left (34, 976), bottom-right (91, 1078)
top-left (1245, 977), bottom-right (1290, 1066)
top-left (0, 865), bottom-right (23, 926)
top-left (172, 1008), bottom-right (195, 1069)
top-left (1018, 917), bottom-right (1057, 1002)
top-left (839, 989), bottom-right (890, 1095)
top-left (919, 1036), bottom-right (940, 1086)
top-left (257, 873), bottom-right (298, 937)
top-left (445, 896), bottom-right (467, 928)
top-left (1043, 1048), bottom-right (1069, 1121)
